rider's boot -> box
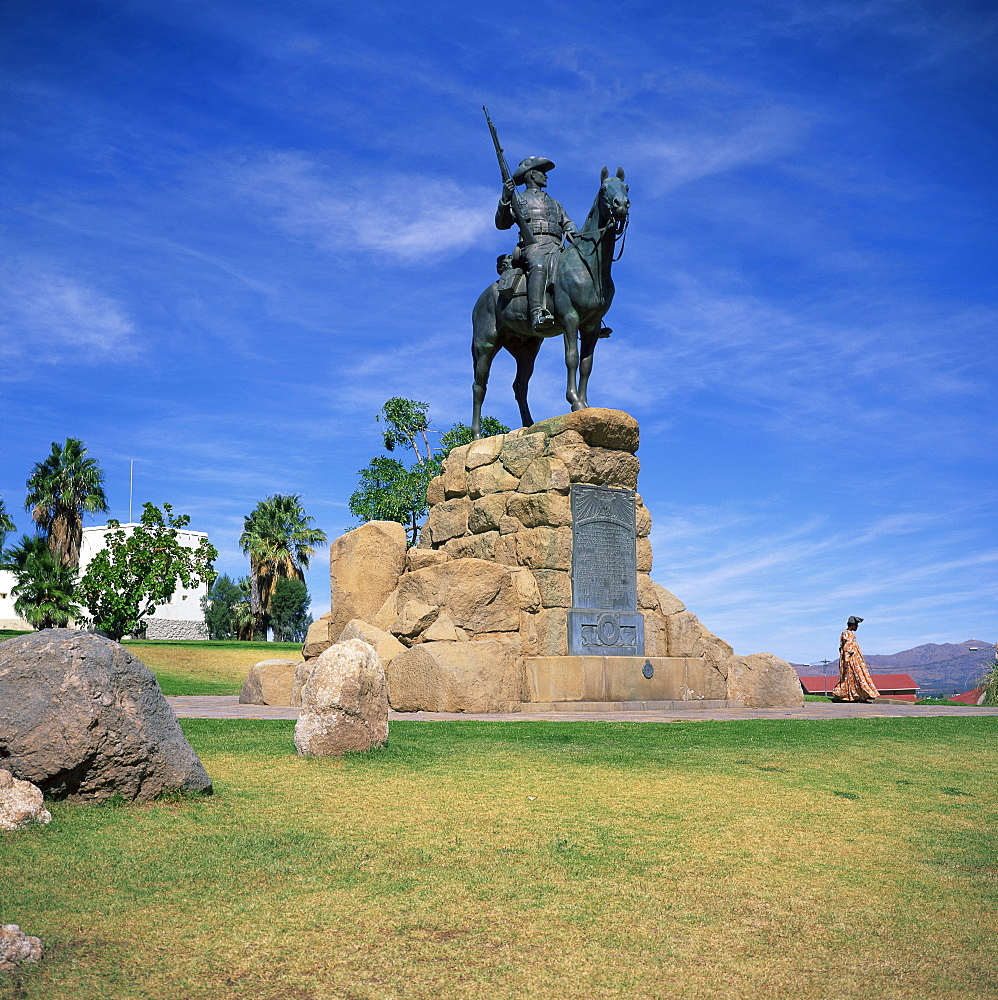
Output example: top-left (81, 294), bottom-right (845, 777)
top-left (531, 308), bottom-right (555, 333)
top-left (528, 267), bottom-right (555, 333)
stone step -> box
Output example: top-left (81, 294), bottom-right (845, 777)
top-left (517, 699), bottom-right (745, 713)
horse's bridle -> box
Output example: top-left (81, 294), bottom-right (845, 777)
top-left (564, 197), bottom-right (629, 297)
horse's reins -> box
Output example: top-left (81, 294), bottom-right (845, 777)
top-left (611, 216), bottom-right (628, 261)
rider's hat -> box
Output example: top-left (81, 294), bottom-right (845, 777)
top-left (847, 616), bottom-right (864, 627)
top-left (513, 156), bottom-right (555, 184)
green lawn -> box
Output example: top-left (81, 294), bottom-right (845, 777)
top-left (2, 717), bottom-right (996, 999)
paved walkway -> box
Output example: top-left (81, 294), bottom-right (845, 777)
top-left (167, 695), bottom-right (998, 724)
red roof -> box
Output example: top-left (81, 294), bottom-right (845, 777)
top-left (952, 687), bottom-right (985, 705)
top-left (799, 673), bottom-right (919, 695)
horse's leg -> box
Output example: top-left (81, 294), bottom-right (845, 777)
top-left (471, 287), bottom-right (502, 439)
top-left (577, 324), bottom-right (600, 408)
top-left (562, 312), bottom-right (584, 411)
top-left (506, 337), bottom-right (543, 428)
top-left (553, 274), bottom-right (584, 410)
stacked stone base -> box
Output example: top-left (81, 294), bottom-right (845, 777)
top-left (304, 409), bottom-right (804, 713)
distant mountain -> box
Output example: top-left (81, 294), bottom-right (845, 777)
top-left (791, 639), bottom-right (996, 697)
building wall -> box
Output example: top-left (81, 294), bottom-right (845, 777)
top-left (0, 569), bottom-right (31, 630)
top-left (145, 618), bottom-right (210, 641)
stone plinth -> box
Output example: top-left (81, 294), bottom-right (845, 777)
top-left (310, 408), bottom-right (803, 712)
top-left (524, 655), bottom-right (728, 703)
top-left (417, 408), bottom-right (660, 660)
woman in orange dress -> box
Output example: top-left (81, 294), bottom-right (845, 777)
top-left (832, 616), bottom-right (880, 702)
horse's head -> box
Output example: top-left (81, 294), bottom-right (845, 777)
top-left (599, 165), bottom-right (630, 224)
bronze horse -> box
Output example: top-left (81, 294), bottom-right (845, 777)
top-left (471, 166), bottom-right (630, 438)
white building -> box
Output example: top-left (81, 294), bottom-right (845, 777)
top-left (0, 570), bottom-right (30, 630)
top-left (78, 524), bottom-right (211, 640)
top-left (0, 524), bottom-right (213, 639)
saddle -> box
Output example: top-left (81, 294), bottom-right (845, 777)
top-left (496, 265), bottom-right (526, 298)
top-left (495, 247), bottom-right (561, 301)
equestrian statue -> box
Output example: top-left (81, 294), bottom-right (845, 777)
top-left (471, 107), bottom-right (630, 439)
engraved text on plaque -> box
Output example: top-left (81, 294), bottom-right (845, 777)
top-left (568, 484), bottom-right (644, 656)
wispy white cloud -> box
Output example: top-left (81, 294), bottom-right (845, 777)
top-left (773, 0), bottom-right (998, 62)
top-left (597, 269), bottom-right (998, 451)
top-left (232, 153), bottom-right (495, 263)
top-left (650, 498), bottom-right (998, 661)
top-left (630, 105), bottom-right (810, 192)
top-left (0, 259), bottom-right (138, 365)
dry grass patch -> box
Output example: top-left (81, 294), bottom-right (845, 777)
top-left (2, 718), bottom-right (996, 1000)
top-left (122, 641), bottom-right (303, 695)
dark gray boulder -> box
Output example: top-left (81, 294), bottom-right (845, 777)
top-left (0, 629), bottom-right (212, 802)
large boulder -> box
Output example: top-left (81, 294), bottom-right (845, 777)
top-left (0, 630), bottom-right (212, 802)
top-left (0, 925), bottom-right (42, 973)
top-left (328, 521), bottom-right (408, 643)
top-left (302, 613), bottom-right (336, 659)
top-left (0, 770), bottom-right (51, 832)
top-left (291, 659), bottom-right (315, 707)
top-left (726, 652), bottom-right (805, 708)
top-left (239, 660), bottom-right (301, 705)
top-left (338, 619), bottom-right (405, 666)
top-left (387, 558), bottom-right (521, 638)
top-left (528, 408), bottom-right (639, 452)
top-left (238, 659), bottom-right (299, 705)
top-left (387, 640), bottom-right (524, 713)
top-left (294, 639), bottom-right (388, 756)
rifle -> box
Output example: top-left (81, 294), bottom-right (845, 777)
top-left (483, 106), bottom-right (535, 247)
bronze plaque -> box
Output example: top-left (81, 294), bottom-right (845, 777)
top-left (568, 484), bottom-right (643, 656)
top-left (570, 484), bottom-right (637, 610)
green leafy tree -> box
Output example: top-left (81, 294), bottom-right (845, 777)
top-left (0, 497), bottom-right (15, 569)
top-left (77, 502), bottom-right (217, 641)
top-left (233, 608), bottom-right (256, 640)
top-left (378, 397), bottom-right (432, 463)
top-left (239, 494), bottom-right (327, 638)
top-left (5, 534), bottom-right (82, 629)
top-left (270, 577), bottom-right (312, 642)
top-left (201, 574), bottom-right (244, 640)
top-left (349, 456), bottom-right (436, 546)
top-left (24, 438), bottom-right (109, 569)
top-left (350, 401), bottom-right (509, 546)
top-left (231, 577), bottom-right (257, 641)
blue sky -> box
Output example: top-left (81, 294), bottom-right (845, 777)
top-left (2, 0), bottom-right (995, 663)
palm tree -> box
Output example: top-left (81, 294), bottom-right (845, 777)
top-left (0, 497), bottom-right (15, 554)
top-left (239, 494), bottom-right (326, 637)
top-left (24, 438), bottom-right (109, 569)
top-left (6, 535), bottom-right (82, 629)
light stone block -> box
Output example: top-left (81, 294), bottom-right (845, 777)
top-left (465, 435), bottom-right (505, 470)
top-left (523, 656), bottom-right (689, 703)
top-left (513, 526), bottom-right (572, 571)
top-left (498, 432), bottom-right (546, 477)
top-left (467, 463), bottom-right (518, 498)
